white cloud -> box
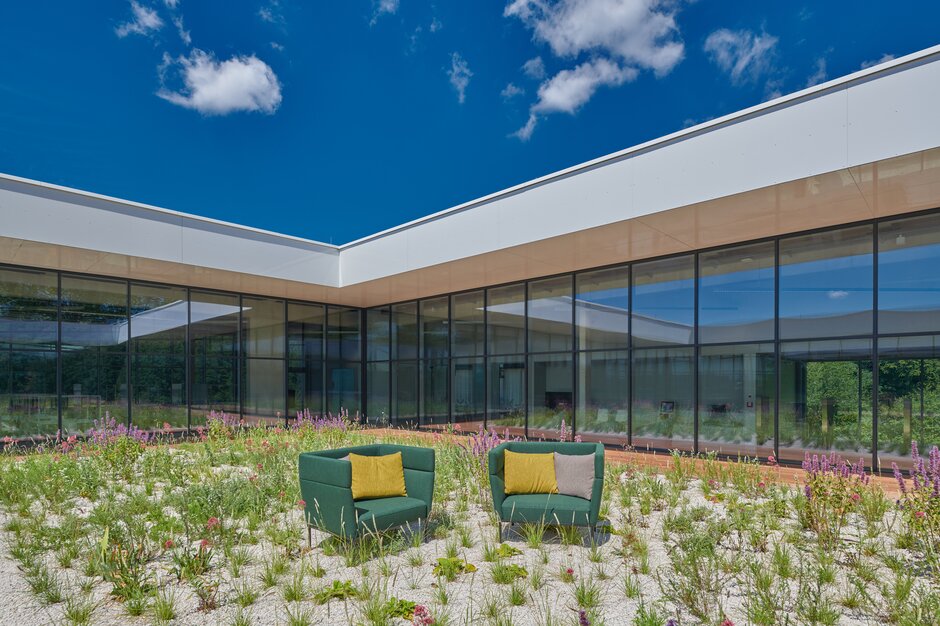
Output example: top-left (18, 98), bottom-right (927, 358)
top-left (172, 15), bottom-right (191, 45)
top-left (704, 28), bottom-right (778, 85)
top-left (504, 0), bottom-right (685, 76)
top-left (157, 49), bottom-right (282, 115)
top-left (828, 290), bottom-right (849, 300)
top-left (448, 52), bottom-right (472, 104)
top-left (370, 0), bottom-right (400, 26)
top-left (116, 1), bottom-right (164, 38)
top-left (514, 57), bottom-right (636, 140)
top-left (270, 41), bottom-right (285, 52)
top-left (522, 56), bottom-right (546, 80)
top-left (805, 57), bottom-right (827, 88)
top-left (258, 0), bottom-right (284, 24)
top-left (501, 83), bottom-right (525, 99)
top-left (430, 17), bottom-right (443, 32)
top-left (164, 0), bottom-right (179, 8)
top-left (861, 53), bottom-right (895, 69)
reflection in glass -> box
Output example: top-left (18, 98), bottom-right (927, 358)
top-left (392, 361), bottom-right (417, 425)
top-left (0, 267), bottom-right (58, 350)
top-left (528, 277), bottom-right (572, 353)
top-left (421, 359), bottom-right (448, 427)
top-left (698, 343), bottom-right (775, 457)
top-left (698, 243), bottom-right (775, 343)
top-left (366, 361), bottom-right (389, 424)
top-left (877, 335), bottom-right (940, 470)
top-left (242, 297), bottom-right (285, 359)
top-left (487, 284), bottom-right (525, 355)
top-left (576, 350), bottom-right (629, 445)
top-left (779, 339), bottom-right (872, 464)
top-left (243, 358), bottom-right (285, 423)
top-left (632, 256), bottom-right (694, 347)
top-left (779, 226), bottom-right (873, 339)
top-left (327, 361), bottom-right (360, 415)
top-left (61, 276), bottom-right (128, 432)
top-left (392, 302), bottom-right (418, 360)
top-left (452, 357), bottom-right (484, 428)
top-left (488, 355), bottom-right (525, 434)
top-left (288, 303), bottom-right (324, 416)
top-left (421, 297), bottom-right (449, 360)
top-left (327, 307), bottom-right (361, 361)
top-left (0, 351), bottom-right (58, 438)
top-left (366, 307), bottom-right (391, 361)
top-left (576, 267), bottom-right (629, 351)
top-left (131, 283), bottom-right (187, 429)
top-left (878, 214), bottom-right (940, 334)
top-left (452, 291), bottom-right (485, 357)
top-left (632, 347), bottom-right (694, 451)
top-left (528, 353), bottom-right (572, 438)
top-left (190, 290), bottom-right (240, 421)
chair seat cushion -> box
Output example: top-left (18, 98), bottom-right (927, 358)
top-left (355, 496), bottom-right (427, 533)
top-left (501, 493), bottom-right (591, 525)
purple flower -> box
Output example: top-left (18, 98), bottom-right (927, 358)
top-left (578, 609), bottom-right (591, 626)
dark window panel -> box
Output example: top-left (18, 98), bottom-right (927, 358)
top-left (132, 354), bottom-right (186, 430)
top-left (420, 297), bottom-right (449, 360)
top-left (576, 350), bottom-right (629, 446)
top-left (576, 266), bottom-right (629, 351)
top-left (420, 359), bottom-right (448, 427)
top-left (391, 360), bottom-right (418, 425)
top-left (487, 283), bottom-right (525, 355)
top-left (0, 350), bottom-right (58, 438)
top-left (60, 275), bottom-right (128, 352)
top-left (130, 283), bottom-right (187, 354)
top-left (242, 297), bottom-right (285, 359)
top-left (878, 214), bottom-right (940, 334)
top-left (326, 361), bottom-right (360, 416)
top-left (452, 356), bottom-right (485, 428)
top-left (392, 302), bottom-right (418, 360)
top-left (451, 290), bottom-right (485, 357)
top-left (632, 256), bottom-right (695, 347)
top-left (528, 277), bottom-right (573, 353)
top-left (0, 267), bottom-right (58, 350)
top-left (327, 306), bottom-right (361, 361)
top-left (632, 347), bottom-right (694, 451)
top-left (366, 361), bottom-right (389, 424)
top-left (487, 355), bottom-right (525, 434)
top-left (528, 352), bottom-right (573, 438)
top-left (366, 306), bottom-right (391, 361)
top-left (62, 350), bottom-right (128, 434)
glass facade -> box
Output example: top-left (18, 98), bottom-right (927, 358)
top-left (0, 269), bottom-right (356, 439)
top-left (6, 210), bottom-right (940, 469)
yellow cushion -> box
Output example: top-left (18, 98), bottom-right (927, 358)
top-left (503, 450), bottom-right (558, 495)
top-left (349, 452), bottom-right (408, 500)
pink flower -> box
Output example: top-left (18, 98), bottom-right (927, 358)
top-left (566, 567), bottom-right (574, 575)
top-left (297, 499), bottom-right (306, 510)
top-left (200, 538), bottom-right (211, 549)
top-left (257, 463), bottom-right (264, 471)
top-left (721, 620), bottom-right (734, 626)
top-left (916, 510), bottom-right (926, 519)
top-left (249, 474), bottom-right (258, 482)
top-left (412, 604), bottom-right (434, 626)
top-left (851, 493), bottom-right (861, 502)
top-left (279, 490), bottom-right (286, 499)
top-left (757, 481), bottom-right (766, 489)
top-left (767, 454), bottom-right (777, 466)
top-left (206, 516), bottom-right (220, 530)
top-left (163, 539), bottom-right (174, 550)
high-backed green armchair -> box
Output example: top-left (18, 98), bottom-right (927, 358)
top-left (488, 441), bottom-right (604, 539)
top-left (298, 444), bottom-right (435, 541)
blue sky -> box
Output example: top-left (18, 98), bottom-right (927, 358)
top-left (1, 1), bottom-right (937, 244)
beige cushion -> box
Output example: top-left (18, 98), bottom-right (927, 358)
top-left (553, 452), bottom-right (594, 500)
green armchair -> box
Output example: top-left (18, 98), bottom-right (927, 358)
top-left (488, 441), bottom-right (604, 539)
top-left (298, 444), bottom-right (435, 541)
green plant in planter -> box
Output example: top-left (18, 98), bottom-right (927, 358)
top-left (384, 596), bottom-right (418, 619)
top-left (433, 557), bottom-right (477, 581)
top-left (312, 579), bottom-right (359, 604)
top-left (494, 543), bottom-right (523, 559)
top-left (491, 562), bottom-right (528, 584)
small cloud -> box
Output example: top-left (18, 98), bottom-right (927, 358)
top-left (501, 83), bottom-right (525, 100)
top-left (861, 53), bottom-right (895, 69)
top-left (115, 1), bottom-right (164, 38)
top-left (447, 52), bottom-right (472, 104)
top-left (514, 58), bottom-right (636, 141)
top-left (157, 49), bottom-right (282, 115)
top-left (270, 41), bottom-right (285, 52)
top-left (522, 56), bottom-right (545, 80)
top-left (828, 290), bottom-right (849, 300)
top-left (370, 0), bottom-right (399, 26)
top-left (429, 17), bottom-right (443, 33)
top-left (258, 0), bottom-right (284, 24)
top-left (172, 15), bottom-right (191, 45)
top-left (704, 28), bottom-right (778, 85)
top-left (805, 57), bottom-right (827, 88)
top-left (164, 0), bottom-right (179, 8)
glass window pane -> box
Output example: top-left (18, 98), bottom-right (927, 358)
top-left (366, 361), bottom-right (389, 424)
top-left (421, 359), bottom-right (448, 427)
top-left (877, 335), bottom-right (940, 470)
top-left (131, 283), bottom-right (186, 354)
top-left (779, 339), bottom-right (872, 464)
top-left (528, 277), bottom-right (573, 353)
top-left (698, 343), bottom-right (775, 458)
top-left (420, 297), bottom-right (449, 360)
top-left (576, 266), bottom-right (629, 350)
top-left (243, 358), bottom-right (285, 424)
top-left (0, 350), bottom-right (58, 439)
top-left (632, 347), bottom-right (694, 451)
top-left (327, 307), bottom-right (361, 361)
top-left (242, 297), bottom-right (285, 359)
top-left (488, 355), bottom-right (525, 434)
top-left (392, 361), bottom-right (417, 425)
top-left (392, 302), bottom-right (418, 360)
top-left (779, 225), bottom-right (873, 339)
top-left (366, 307), bottom-right (391, 361)
top-left (453, 357), bottom-right (485, 429)
top-left (61, 275), bottom-right (128, 352)
top-left (632, 256), bottom-right (694, 347)
top-left (698, 242), bottom-right (775, 343)
top-left (528, 353), bottom-right (572, 439)
top-left (326, 361), bottom-right (360, 416)
top-left (0, 267), bottom-right (58, 350)
top-left (878, 214), bottom-right (940, 334)
top-left (487, 283), bottom-right (525, 355)
top-left (62, 351), bottom-right (127, 434)
top-left (576, 350), bottom-right (629, 445)
top-left (288, 303), bottom-right (324, 417)
top-left (132, 354), bottom-right (186, 431)
top-left (452, 291), bottom-right (485, 357)
top-left (190, 290), bottom-right (240, 419)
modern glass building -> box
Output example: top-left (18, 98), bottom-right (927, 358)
top-left (3, 46), bottom-right (940, 470)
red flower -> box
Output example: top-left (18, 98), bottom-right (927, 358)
top-left (257, 463), bottom-right (263, 471)
top-left (163, 539), bottom-right (174, 550)
top-left (851, 493), bottom-right (861, 502)
top-left (916, 510), bottom-right (926, 519)
top-left (297, 499), bottom-right (306, 509)
top-left (721, 620), bottom-right (734, 626)
top-left (200, 538), bottom-right (211, 549)
top-left (565, 567), bottom-right (574, 575)
top-left (757, 481), bottom-right (766, 489)
top-left (206, 516), bottom-right (220, 530)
